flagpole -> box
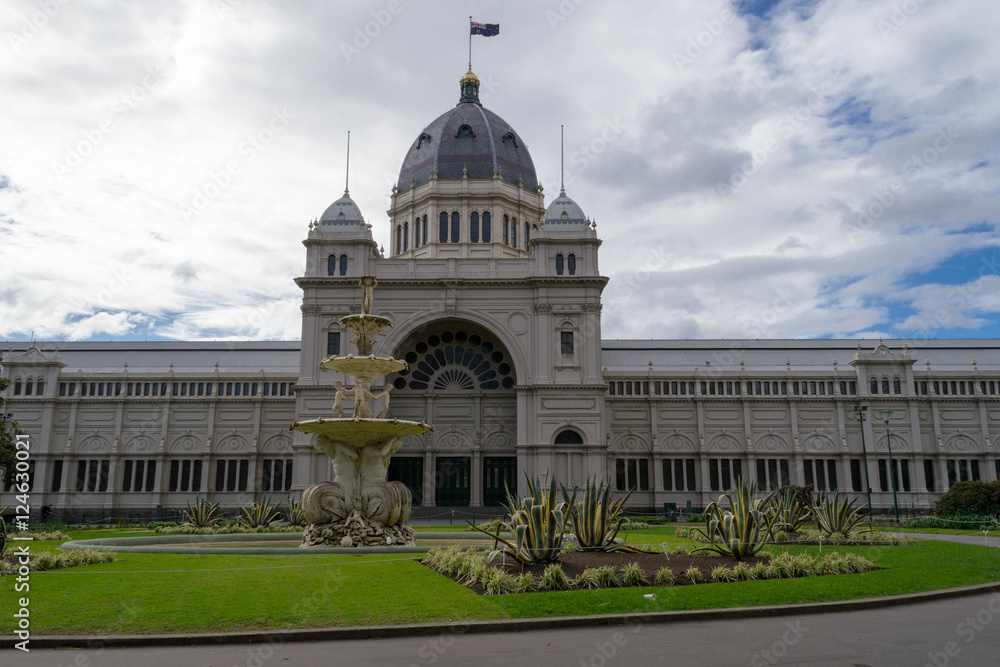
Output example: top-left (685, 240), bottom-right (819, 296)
top-left (468, 15), bottom-right (472, 70)
top-left (345, 130), bottom-right (350, 195)
top-left (560, 124), bottom-right (565, 194)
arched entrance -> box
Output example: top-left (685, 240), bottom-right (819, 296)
top-left (386, 320), bottom-right (518, 507)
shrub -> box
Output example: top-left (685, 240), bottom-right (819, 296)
top-left (683, 566), bottom-right (703, 583)
top-left (691, 479), bottom-right (775, 560)
top-left (773, 530), bottom-right (789, 542)
top-left (655, 566), bottom-right (674, 586)
top-left (619, 519), bottom-right (652, 530)
top-left (185, 498), bottom-right (221, 528)
top-left (237, 496), bottom-right (281, 529)
top-left (812, 492), bottom-right (870, 537)
top-left (621, 562), bottom-right (648, 586)
top-left (934, 481), bottom-right (1000, 518)
top-left (711, 565), bottom-right (736, 582)
top-left (594, 565), bottom-right (621, 588)
top-left (471, 475), bottom-right (571, 564)
top-left (513, 572), bottom-right (536, 593)
top-left (481, 567), bottom-right (518, 595)
top-left (540, 564), bottom-right (572, 591)
top-left (732, 562), bottom-right (756, 581)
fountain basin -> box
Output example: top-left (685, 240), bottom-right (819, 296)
top-left (291, 417), bottom-right (431, 448)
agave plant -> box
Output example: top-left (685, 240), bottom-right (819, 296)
top-left (470, 476), bottom-right (572, 564)
top-left (184, 498), bottom-right (221, 528)
top-left (285, 496), bottom-right (307, 526)
top-left (691, 478), bottom-right (775, 560)
top-left (237, 496), bottom-right (281, 528)
top-left (812, 492), bottom-right (871, 537)
top-left (765, 486), bottom-right (812, 535)
top-left (561, 475), bottom-right (641, 553)
top-left (0, 516), bottom-right (8, 559)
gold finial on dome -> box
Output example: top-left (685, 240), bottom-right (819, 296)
top-left (459, 66), bottom-right (481, 105)
top-left (460, 66), bottom-right (480, 86)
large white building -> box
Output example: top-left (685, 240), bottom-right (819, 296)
top-left (3, 71), bottom-right (999, 521)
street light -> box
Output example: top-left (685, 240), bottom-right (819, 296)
top-left (852, 404), bottom-right (873, 513)
top-left (876, 409), bottom-right (901, 523)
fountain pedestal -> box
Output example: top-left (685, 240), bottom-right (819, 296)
top-left (291, 277), bottom-right (432, 548)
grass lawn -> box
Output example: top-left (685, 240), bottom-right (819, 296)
top-left (2, 526), bottom-right (998, 635)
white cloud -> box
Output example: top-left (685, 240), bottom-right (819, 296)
top-left (1, 0), bottom-right (999, 342)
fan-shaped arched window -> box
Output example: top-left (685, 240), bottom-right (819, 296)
top-left (555, 254), bottom-right (564, 275)
top-left (439, 212), bottom-right (448, 243)
top-left (482, 212), bottom-right (491, 242)
top-left (339, 254), bottom-right (347, 276)
top-left (451, 212), bottom-right (460, 243)
top-left (503, 214), bottom-right (509, 244)
top-left (568, 253), bottom-right (576, 275)
top-left (470, 212), bottom-right (479, 243)
top-left (327, 255), bottom-right (337, 276)
top-left (403, 221), bottom-right (409, 251)
top-left (554, 430), bottom-right (584, 445)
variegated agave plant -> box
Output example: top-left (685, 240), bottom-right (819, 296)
top-left (812, 492), bottom-right (871, 537)
top-left (184, 498), bottom-right (221, 528)
top-left (470, 476), bottom-right (572, 564)
top-left (692, 478), bottom-right (775, 560)
top-left (561, 475), bottom-right (641, 553)
top-left (285, 496), bottom-right (307, 526)
top-left (237, 496), bottom-right (281, 528)
top-left (765, 486), bottom-right (812, 535)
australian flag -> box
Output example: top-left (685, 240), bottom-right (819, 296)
top-left (471, 21), bottom-right (499, 36)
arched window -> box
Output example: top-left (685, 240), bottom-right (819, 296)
top-left (451, 212), bottom-right (460, 243)
top-left (525, 222), bottom-right (531, 245)
top-left (423, 215), bottom-right (428, 244)
top-left (881, 377), bottom-right (890, 395)
top-left (414, 218), bottom-right (420, 247)
top-left (403, 221), bottom-right (409, 251)
top-left (470, 212), bottom-right (479, 243)
top-left (568, 253), bottom-right (576, 275)
top-left (339, 254), bottom-right (347, 276)
top-left (395, 225), bottom-right (402, 254)
top-left (327, 255), bottom-right (337, 276)
top-left (503, 214), bottom-right (509, 244)
top-left (25, 379), bottom-right (33, 396)
top-left (870, 378), bottom-right (878, 394)
top-left (13, 379), bottom-right (22, 395)
top-left (482, 212), bottom-right (491, 242)
top-left (36, 380), bottom-right (45, 395)
top-left (555, 253), bottom-right (564, 275)
top-left (511, 217), bottom-right (517, 248)
top-left (439, 212), bottom-right (448, 243)
top-left (893, 377), bottom-right (901, 394)
top-left (554, 430), bottom-right (584, 445)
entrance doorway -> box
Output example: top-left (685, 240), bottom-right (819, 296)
top-left (435, 457), bottom-right (471, 506)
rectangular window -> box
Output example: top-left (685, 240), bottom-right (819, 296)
top-left (900, 459), bottom-right (910, 492)
top-left (827, 459), bottom-right (838, 491)
top-left (87, 459), bottom-right (98, 492)
top-left (709, 459), bottom-right (719, 491)
top-left (238, 459), bottom-right (249, 492)
top-left (946, 459), bottom-right (956, 487)
top-left (169, 460), bottom-right (180, 492)
top-left (767, 459), bottom-right (778, 492)
top-left (662, 459), bottom-right (672, 491)
top-left (850, 459), bottom-right (862, 493)
top-left (721, 458), bottom-right (731, 490)
top-left (879, 459), bottom-right (889, 492)
top-left (76, 460), bottom-right (86, 492)
top-left (180, 460), bottom-right (191, 491)
top-left (227, 459), bottom-right (237, 491)
top-left (51, 459), bottom-right (64, 492)
top-left (560, 331), bottom-right (574, 355)
top-left (122, 460), bottom-right (133, 492)
top-left (327, 332), bottom-right (341, 356)
top-left (685, 459), bottom-right (696, 491)
top-left (616, 458), bottom-right (626, 491)
top-left (925, 459), bottom-right (936, 492)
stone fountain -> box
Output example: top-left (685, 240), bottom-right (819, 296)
top-left (291, 276), bottom-right (432, 547)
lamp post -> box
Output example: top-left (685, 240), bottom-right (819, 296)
top-left (852, 404), bottom-right (873, 513)
top-left (876, 409), bottom-right (901, 523)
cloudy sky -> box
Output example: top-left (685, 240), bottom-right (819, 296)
top-left (1, 0), bottom-right (999, 344)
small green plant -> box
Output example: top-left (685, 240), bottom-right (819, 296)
top-left (750, 562), bottom-right (769, 580)
top-left (683, 565), bottom-right (703, 583)
top-left (732, 562), bottom-right (756, 581)
top-left (621, 562), bottom-right (649, 586)
top-left (540, 564), bottom-right (572, 591)
top-left (773, 530), bottom-right (789, 542)
top-left (513, 572), bottom-right (536, 593)
top-left (711, 565), bottom-right (736, 582)
top-left (655, 566), bottom-right (674, 586)
top-left (594, 565), bottom-right (621, 588)
top-left (237, 496), bottom-right (281, 528)
top-left (574, 568), bottom-right (601, 589)
top-left (481, 567), bottom-right (518, 595)
top-left (185, 498), bottom-right (221, 528)
top-left (812, 492), bottom-right (871, 537)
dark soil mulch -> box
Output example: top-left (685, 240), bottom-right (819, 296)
top-left (425, 549), bottom-right (770, 594)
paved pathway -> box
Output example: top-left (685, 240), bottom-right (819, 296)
top-left (19, 534), bottom-right (1000, 667)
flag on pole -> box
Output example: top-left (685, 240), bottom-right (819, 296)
top-left (471, 21), bottom-right (499, 36)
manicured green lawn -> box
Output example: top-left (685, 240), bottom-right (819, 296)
top-left (2, 529), bottom-right (997, 635)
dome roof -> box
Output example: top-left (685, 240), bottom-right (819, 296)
top-left (319, 192), bottom-right (364, 228)
top-left (544, 190), bottom-right (588, 226)
top-left (396, 70), bottom-right (539, 194)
